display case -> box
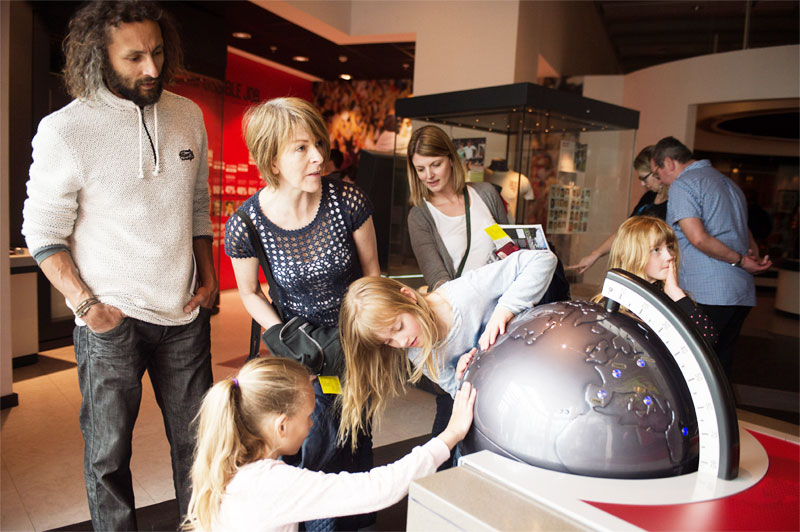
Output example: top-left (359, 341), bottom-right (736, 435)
top-left (390, 82), bottom-right (640, 289)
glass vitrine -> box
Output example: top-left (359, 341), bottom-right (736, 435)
top-left (391, 82), bottom-right (640, 289)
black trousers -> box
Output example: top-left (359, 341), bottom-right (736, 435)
top-left (431, 391), bottom-right (457, 471)
top-left (698, 304), bottom-right (751, 378)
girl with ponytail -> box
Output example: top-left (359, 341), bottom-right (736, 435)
top-left (182, 357), bottom-right (475, 532)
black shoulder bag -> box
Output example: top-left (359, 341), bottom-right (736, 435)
top-left (235, 209), bottom-right (344, 377)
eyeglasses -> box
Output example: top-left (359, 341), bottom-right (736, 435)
top-left (638, 172), bottom-right (654, 182)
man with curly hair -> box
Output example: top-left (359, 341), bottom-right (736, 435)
top-left (21, 1), bottom-right (215, 529)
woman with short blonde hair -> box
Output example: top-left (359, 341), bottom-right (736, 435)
top-left (243, 98), bottom-right (331, 189)
top-left (224, 96), bottom-right (380, 531)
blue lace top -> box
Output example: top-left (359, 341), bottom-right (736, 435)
top-left (225, 177), bottom-right (373, 327)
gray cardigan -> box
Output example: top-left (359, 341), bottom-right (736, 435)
top-left (408, 182), bottom-right (509, 290)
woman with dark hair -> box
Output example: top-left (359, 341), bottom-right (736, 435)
top-left (569, 145), bottom-right (668, 274)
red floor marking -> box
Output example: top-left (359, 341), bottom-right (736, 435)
top-left (585, 430), bottom-right (800, 531)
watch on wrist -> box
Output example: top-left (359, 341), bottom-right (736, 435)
top-left (731, 253), bottom-right (742, 268)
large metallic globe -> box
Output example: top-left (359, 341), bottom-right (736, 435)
top-left (460, 300), bottom-right (699, 479)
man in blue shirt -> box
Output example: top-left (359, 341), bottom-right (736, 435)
top-left (651, 137), bottom-right (771, 376)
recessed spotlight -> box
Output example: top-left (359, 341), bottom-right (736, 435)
top-left (232, 32), bottom-right (251, 40)
top-left (339, 74), bottom-right (352, 80)
top-left (338, 55), bottom-right (348, 63)
top-left (269, 45), bottom-right (278, 53)
top-left (402, 63), bottom-right (410, 70)
top-left (292, 55), bottom-right (310, 63)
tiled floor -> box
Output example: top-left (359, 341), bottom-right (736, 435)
top-left (1, 286), bottom-right (797, 531)
top-left (0, 289), bottom-right (436, 532)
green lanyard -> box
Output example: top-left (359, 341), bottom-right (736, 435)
top-left (455, 187), bottom-right (471, 278)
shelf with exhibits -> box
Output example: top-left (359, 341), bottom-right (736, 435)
top-left (391, 82), bottom-right (640, 284)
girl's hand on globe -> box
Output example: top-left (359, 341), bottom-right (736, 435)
top-left (456, 347), bottom-right (478, 380)
top-left (478, 307), bottom-right (515, 351)
top-left (437, 382), bottom-right (477, 450)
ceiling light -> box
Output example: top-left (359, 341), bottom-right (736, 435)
top-left (292, 55), bottom-right (310, 62)
top-left (269, 45), bottom-right (278, 53)
top-left (232, 32), bottom-right (252, 39)
top-left (338, 55), bottom-right (348, 63)
top-left (402, 63), bottom-right (410, 70)
top-left (339, 74), bottom-right (352, 80)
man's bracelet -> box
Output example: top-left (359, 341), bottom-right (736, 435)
top-left (75, 296), bottom-right (100, 318)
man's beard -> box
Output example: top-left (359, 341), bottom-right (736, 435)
top-left (104, 61), bottom-right (163, 107)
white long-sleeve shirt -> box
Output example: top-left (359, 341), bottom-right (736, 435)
top-left (22, 86), bottom-right (212, 325)
top-left (212, 438), bottom-right (450, 532)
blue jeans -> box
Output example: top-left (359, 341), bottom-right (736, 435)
top-left (73, 309), bottom-right (213, 531)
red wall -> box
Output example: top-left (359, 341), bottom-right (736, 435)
top-left (172, 51), bottom-right (313, 291)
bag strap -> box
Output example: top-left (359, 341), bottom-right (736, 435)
top-left (235, 208), bottom-right (284, 359)
top-left (454, 187), bottom-right (472, 278)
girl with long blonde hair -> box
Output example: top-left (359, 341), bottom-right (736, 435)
top-left (182, 357), bottom-right (476, 532)
top-left (338, 248), bottom-right (558, 448)
top-left (595, 216), bottom-right (718, 345)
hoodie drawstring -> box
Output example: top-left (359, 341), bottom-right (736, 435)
top-left (135, 104), bottom-right (160, 178)
top-left (136, 106), bottom-right (144, 179)
top-left (153, 103), bottom-right (160, 176)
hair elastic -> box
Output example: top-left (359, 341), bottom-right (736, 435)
top-left (232, 377), bottom-right (239, 389)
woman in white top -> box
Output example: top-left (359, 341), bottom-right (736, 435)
top-left (181, 357), bottom-right (475, 532)
top-left (406, 125), bottom-right (510, 292)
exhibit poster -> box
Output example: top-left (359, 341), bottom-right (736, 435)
top-left (558, 139), bottom-right (588, 174)
top-left (453, 137), bottom-right (487, 181)
top-left (558, 139), bottom-right (576, 173)
top-left (574, 142), bottom-right (588, 173)
top-left (547, 184), bottom-right (591, 234)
